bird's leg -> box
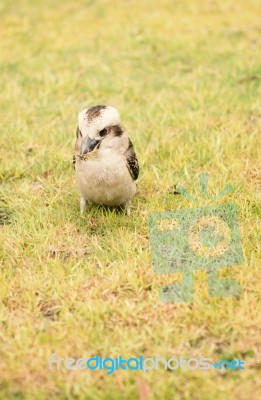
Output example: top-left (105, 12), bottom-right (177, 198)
top-left (80, 197), bottom-right (88, 216)
top-left (125, 200), bottom-right (131, 216)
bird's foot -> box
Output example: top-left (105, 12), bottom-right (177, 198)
top-left (125, 201), bottom-right (131, 216)
top-left (80, 197), bottom-right (89, 216)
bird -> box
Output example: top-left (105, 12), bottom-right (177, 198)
top-left (73, 105), bottom-right (139, 216)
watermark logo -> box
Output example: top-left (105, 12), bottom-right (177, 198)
top-left (49, 354), bottom-right (245, 375)
top-left (148, 173), bottom-right (244, 302)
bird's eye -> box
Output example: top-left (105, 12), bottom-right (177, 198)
top-left (99, 128), bottom-right (107, 137)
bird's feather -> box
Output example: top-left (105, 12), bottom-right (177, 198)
top-left (124, 139), bottom-right (139, 180)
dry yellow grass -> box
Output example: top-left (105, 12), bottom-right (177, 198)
top-left (0, 0), bottom-right (260, 399)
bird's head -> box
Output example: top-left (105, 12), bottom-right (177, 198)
top-left (76, 105), bottom-right (122, 156)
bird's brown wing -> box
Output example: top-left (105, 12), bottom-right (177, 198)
top-left (124, 139), bottom-right (139, 180)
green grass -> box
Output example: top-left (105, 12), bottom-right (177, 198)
top-left (0, 0), bottom-right (260, 399)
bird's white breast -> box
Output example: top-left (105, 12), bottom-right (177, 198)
top-left (75, 148), bottom-right (136, 206)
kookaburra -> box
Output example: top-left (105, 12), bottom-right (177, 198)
top-left (74, 105), bottom-right (139, 216)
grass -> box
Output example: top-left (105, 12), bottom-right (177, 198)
top-left (0, 0), bottom-right (260, 398)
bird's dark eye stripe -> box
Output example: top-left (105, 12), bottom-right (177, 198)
top-left (99, 128), bottom-right (107, 137)
top-left (76, 126), bottom-right (82, 137)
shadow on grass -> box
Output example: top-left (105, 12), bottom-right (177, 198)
top-left (0, 198), bottom-right (12, 225)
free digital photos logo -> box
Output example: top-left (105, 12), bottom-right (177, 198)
top-left (148, 173), bottom-right (244, 302)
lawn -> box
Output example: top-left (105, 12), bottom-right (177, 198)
top-left (0, 0), bottom-right (260, 399)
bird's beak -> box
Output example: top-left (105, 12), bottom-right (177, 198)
top-left (81, 137), bottom-right (100, 155)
